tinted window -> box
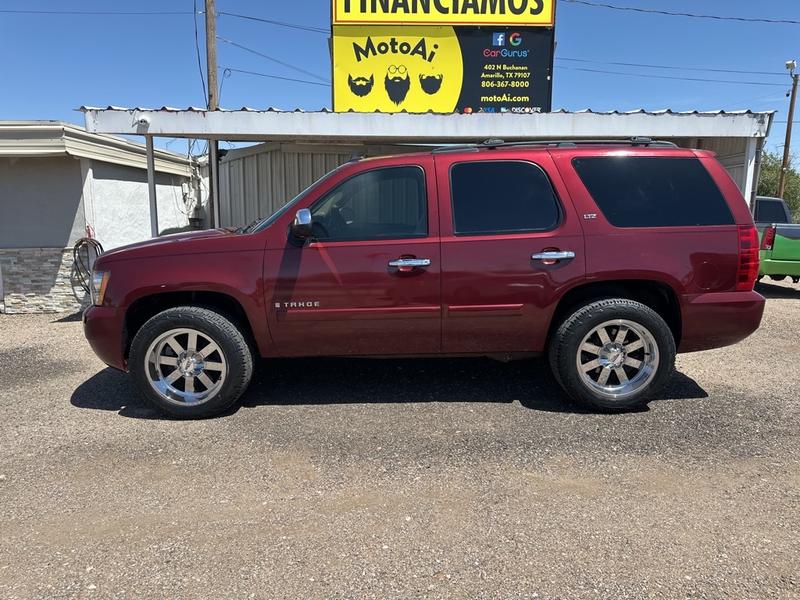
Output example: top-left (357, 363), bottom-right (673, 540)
top-left (310, 166), bottom-right (427, 240)
top-left (572, 157), bottom-right (734, 227)
top-left (450, 161), bottom-right (560, 235)
top-left (755, 199), bottom-right (789, 224)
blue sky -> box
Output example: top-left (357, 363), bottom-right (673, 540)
top-left (1, 0), bottom-right (797, 155)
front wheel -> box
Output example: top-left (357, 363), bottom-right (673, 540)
top-left (129, 306), bottom-right (254, 418)
top-left (548, 299), bottom-right (676, 412)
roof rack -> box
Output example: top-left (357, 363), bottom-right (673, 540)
top-left (431, 137), bottom-right (678, 153)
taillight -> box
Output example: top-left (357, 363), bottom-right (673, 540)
top-left (736, 225), bottom-right (760, 291)
top-left (760, 225), bottom-right (776, 251)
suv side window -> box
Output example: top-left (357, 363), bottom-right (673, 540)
top-left (310, 166), bottom-right (427, 241)
top-left (573, 156), bottom-right (734, 227)
top-left (450, 161), bottom-right (561, 235)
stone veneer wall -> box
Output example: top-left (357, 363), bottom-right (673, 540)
top-left (0, 248), bottom-right (88, 314)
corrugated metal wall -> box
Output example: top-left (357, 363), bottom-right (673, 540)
top-left (671, 137), bottom-right (750, 194)
top-left (702, 137), bottom-right (749, 192)
top-left (217, 138), bottom-right (753, 228)
top-left (218, 144), bottom-right (353, 227)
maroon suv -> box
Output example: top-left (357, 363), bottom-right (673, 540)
top-left (83, 139), bottom-right (765, 418)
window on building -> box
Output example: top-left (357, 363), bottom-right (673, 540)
top-left (310, 166), bottom-right (427, 241)
top-left (572, 157), bottom-right (734, 227)
top-left (450, 161), bottom-right (561, 235)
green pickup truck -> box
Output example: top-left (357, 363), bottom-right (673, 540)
top-left (753, 196), bottom-right (800, 283)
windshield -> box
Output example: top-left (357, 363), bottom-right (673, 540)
top-left (249, 165), bottom-right (348, 233)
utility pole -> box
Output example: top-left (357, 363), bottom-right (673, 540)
top-left (205, 0), bottom-right (220, 227)
top-left (778, 60), bottom-right (798, 199)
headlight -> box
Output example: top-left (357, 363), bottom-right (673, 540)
top-left (90, 271), bottom-right (109, 306)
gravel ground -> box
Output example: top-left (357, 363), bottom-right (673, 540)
top-left (0, 281), bottom-right (798, 599)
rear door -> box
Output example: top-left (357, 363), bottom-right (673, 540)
top-left (264, 157), bottom-right (442, 357)
top-left (435, 151), bottom-right (586, 353)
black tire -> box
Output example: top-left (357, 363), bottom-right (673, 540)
top-left (548, 298), bottom-right (676, 412)
top-left (129, 306), bottom-right (254, 418)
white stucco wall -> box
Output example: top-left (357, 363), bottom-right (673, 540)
top-left (0, 156), bottom-right (86, 248)
top-left (86, 161), bottom-right (194, 249)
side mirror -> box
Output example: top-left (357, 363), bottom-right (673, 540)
top-left (291, 208), bottom-right (313, 241)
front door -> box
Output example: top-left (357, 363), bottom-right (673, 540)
top-left (264, 158), bottom-right (441, 357)
top-left (435, 152), bottom-right (586, 354)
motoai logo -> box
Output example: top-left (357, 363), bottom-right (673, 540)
top-left (333, 25), bottom-right (464, 113)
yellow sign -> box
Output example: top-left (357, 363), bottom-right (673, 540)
top-left (333, 25), bottom-right (464, 113)
top-left (333, 0), bottom-right (555, 26)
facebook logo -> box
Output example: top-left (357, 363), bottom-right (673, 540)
top-left (492, 32), bottom-right (505, 46)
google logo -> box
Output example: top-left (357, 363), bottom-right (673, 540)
top-left (509, 33), bottom-right (522, 46)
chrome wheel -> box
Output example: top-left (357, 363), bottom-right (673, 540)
top-left (576, 319), bottom-right (659, 401)
top-left (144, 328), bottom-right (227, 406)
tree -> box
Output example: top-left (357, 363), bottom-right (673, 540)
top-left (757, 150), bottom-right (800, 222)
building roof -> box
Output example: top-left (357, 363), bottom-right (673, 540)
top-left (0, 120), bottom-right (194, 177)
top-left (80, 106), bottom-right (774, 143)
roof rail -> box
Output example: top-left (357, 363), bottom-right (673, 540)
top-left (431, 137), bottom-right (678, 153)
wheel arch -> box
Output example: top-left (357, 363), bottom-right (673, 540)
top-left (548, 279), bottom-right (682, 348)
top-left (123, 291), bottom-right (259, 360)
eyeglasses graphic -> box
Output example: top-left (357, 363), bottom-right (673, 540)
top-left (388, 65), bottom-right (408, 75)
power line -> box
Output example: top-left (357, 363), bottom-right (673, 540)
top-left (223, 67), bottom-right (330, 87)
top-left (0, 9), bottom-right (192, 15)
top-left (217, 36), bottom-right (329, 82)
top-left (218, 68), bottom-right (233, 104)
top-left (560, 0), bottom-right (800, 25)
top-left (218, 11), bottom-right (329, 34)
top-left (558, 66), bottom-right (789, 86)
top-left (192, 0), bottom-right (208, 107)
top-left (556, 57), bottom-right (786, 78)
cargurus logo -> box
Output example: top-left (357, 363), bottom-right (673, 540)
top-left (483, 47), bottom-right (529, 58)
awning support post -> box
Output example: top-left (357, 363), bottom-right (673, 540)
top-left (145, 135), bottom-right (159, 237)
top-left (209, 140), bottom-right (220, 227)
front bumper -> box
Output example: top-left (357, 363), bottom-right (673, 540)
top-left (83, 305), bottom-right (127, 371)
top-left (678, 290), bottom-right (765, 353)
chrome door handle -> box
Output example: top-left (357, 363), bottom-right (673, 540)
top-left (388, 258), bottom-right (431, 268)
top-left (531, 251), bottom-right (576, 261)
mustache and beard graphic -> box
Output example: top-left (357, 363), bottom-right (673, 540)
top-left (347, 66), bottom-right (444, 106)
top-left (419, 74), bottom-right (443, 95)
top-left (385, 71), bottom-right (411, 105)
top-left (347, 74), bottom-right (374, 97)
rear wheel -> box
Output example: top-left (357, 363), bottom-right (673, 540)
top-left (548, 299), bottom-right (676, 412)
top-left (129, 306), bottom-right (253, 418)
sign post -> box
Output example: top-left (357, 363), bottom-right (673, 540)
top-left (331, 0), bottom-right (556, 114)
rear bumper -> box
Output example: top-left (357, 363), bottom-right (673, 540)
top-left (678, 290), bottom-right (765, 353)
top-left (760, 258), bottom-right (800, 277)
top-left (83, 305), bottom-right (127, 371)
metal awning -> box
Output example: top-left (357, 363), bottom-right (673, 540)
top-left (81, 107), bottom-right (773, 142)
